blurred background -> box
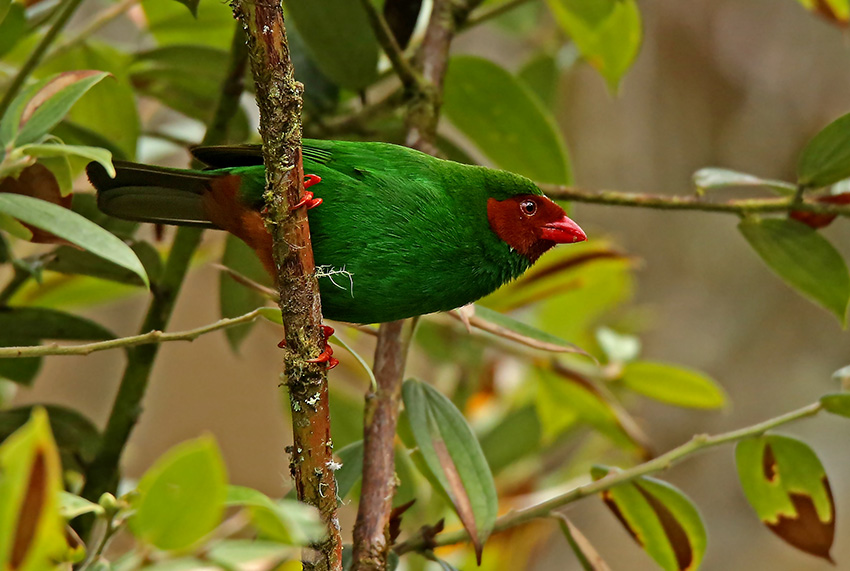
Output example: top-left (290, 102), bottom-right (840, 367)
top-left (8, 0), bottom-right (850, 569)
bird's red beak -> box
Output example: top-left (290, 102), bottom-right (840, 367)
top-left (540, 215), bottom-right (587, 243)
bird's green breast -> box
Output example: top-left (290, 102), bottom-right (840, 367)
top-left (226, 141), bottom-right (536, 323)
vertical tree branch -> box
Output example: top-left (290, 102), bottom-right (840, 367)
top-left (351, 318), bottom-right (417, 570)
top-left (80, 21), bottom-right (249, 523)
top-left (228, 2), bottom-right (342, 569)
top-left (351, 0), bottom-right (484, 568)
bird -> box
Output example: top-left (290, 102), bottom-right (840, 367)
top-left (87, 139), bottom-right (586, 326)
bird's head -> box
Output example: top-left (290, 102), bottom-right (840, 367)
top-left (487, 194), bottom-right (586, 262)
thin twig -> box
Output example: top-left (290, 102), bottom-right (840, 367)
top-left (462, 0), bottom-right (538, 30)
top-left (395, 400), bottom-right (824, 553)
top-left (542, 184), bottom-right (850, 217)
top-left (358, 0), bottom-right (423, 90)
top-left (0, 0), bottom-right (86, 119)
top-left (0, 309), bottom-right (264, 358)
top-left (351, 318), bottom-right (417, 570)
top-left (48, 0), bottom-right (141, 58)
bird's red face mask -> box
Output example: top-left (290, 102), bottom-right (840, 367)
top-left (487, 195), bottom-right (586, 262)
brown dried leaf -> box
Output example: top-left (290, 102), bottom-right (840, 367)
top-left (555, 514), bottom-right (612, 571)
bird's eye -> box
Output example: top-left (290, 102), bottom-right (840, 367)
top-left (520, 199), bottom-right (537, 216)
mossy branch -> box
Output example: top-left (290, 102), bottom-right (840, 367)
top-left (228, 1), bottom-right (342, 569)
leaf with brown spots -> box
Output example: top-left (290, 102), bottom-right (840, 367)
top-left (0, 164), bottom-right (71, 243)
top-left (735, 435), bottom-right (835, 562)
top-left (10, 71), bottom-right (111, 147)
top-left (591, 466), bottom-right (707, 571)
top-left (0, 408), bottom-right (66, 570)
top-left (401, 379), bottom-right (498, 563)
top-left (796, 0), bottom-right (850, 26)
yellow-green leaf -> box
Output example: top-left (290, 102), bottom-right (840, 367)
top-left (545, 0), bottom-right (642, 92)
top-left (593, 467), bottom-right (707, 571)
top-left (0, 408), bottom-right (66, 571)
top-left (735, 435), bottom-right (834, 562)
top-left (620, 361), bottom-right (726, 409)
top-left (130, 436), bottom-right (227, 551)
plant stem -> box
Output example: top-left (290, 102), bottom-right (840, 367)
top-left (47, 0), bottom-right (141, 58)
top-left (0, 0), bottom-right (85, 119)
top-left (462, 0), bottom-right (537, 30)
top-left (351, 318), bottom-right (417, 570)
top-left (228, 0), bottom-right (342, 568)
top-left (394, 401), bottom-right (824, 554)
top-left (80, 225), bottom-right (203, 503)
top-left (542, 185), bottom-right (850, 217)
top-left (78, 21), bottom-right (249, 527)
top-left (0, 266), bottom-right (30, 305)
top-left (0, 309), bottom-right (264, 358)
top-left (358, 0), bottom-right (423, 91)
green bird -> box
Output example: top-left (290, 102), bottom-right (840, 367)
top-left (88, 139), bottom-right (586, 326)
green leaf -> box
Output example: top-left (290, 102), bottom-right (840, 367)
top-left (0, 405), bottom-right (100, 470)
top-left (143, 0), bottom-right (236, 49)
top-left (692, 168), bottom-right (796, 196)
top-left (443, 56), bottom-right (572, 185)
top-left (172, 0), bottom-right (199, 17)
top-left (130, 436), bottom-right (228, 551)
top-left (479, 405), bottom-right (541, 475)
top-left (518, 53), bottom-right (560, 109)
top-left (13, 71), bottom-right (111, 147)
top-left (283, 0), bottom-right (379, 90)
top-left (18, 144), bottom-right (114, 178)
top-left (226, 486), bottom-right (324, 545)
top-left (0, 194), bottom-right (149, 288)
top-left (401, 379), bottom-right (497, 562)
top-left (0, 3), bottom-right (24, 59)
top-left (0, 408), bottom-right (66, 571)
top-left (735, 435), bottom-right (835, 562)
top-left (739, 218), bottom-right (850, 325)
top-left (0, 0), bottom-right (11, 26)
top-left (545, 0), bottom-right (642, 92)
top-left (46, 241), bottom-right (161, 287)
top-left (334, 440), bottom-right (364, 501)
top-left (37, 44), bottom-right (140, 160)
top-left (798, 112), bottom-right (850, 188)
top-left (820, 393), bottom-right (850, 417)
top-left (593, 467), bottom-right (707, 571)
top-left (535, 367), bottom-right (648, 453)
top-left (620, 361), bottom-right (726, 409)
top-left (58, 492), bottom-right (103, 520)
top-left (220, 235), bottom-right (269, 351)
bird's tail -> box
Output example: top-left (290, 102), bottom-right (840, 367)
top-left (87, 161), bottom-right (219, 228)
